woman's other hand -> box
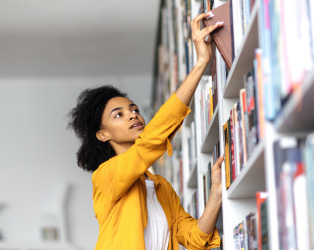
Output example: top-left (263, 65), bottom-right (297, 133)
top-left (211, 154), bottom-right (224, 195)
top-left (191, 13), bottom-right (224, 65)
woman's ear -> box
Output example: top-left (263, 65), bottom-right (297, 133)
top-left (96, 130), bottom-right (110, 142)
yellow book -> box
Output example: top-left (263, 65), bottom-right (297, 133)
top-left (223, 121), bottom-right (231, 189)
top-left (209, 87), bottom-right (214, 119)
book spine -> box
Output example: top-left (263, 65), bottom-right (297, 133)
top-left (227, 118), bottom-right (233, 184)
top-left (293, 163), bottom-right (311, 249)
top-left (223, 121), bottom-right (231, 189)
top-left (230, 109), bottom-right (236, 182)
top-left (305, 133), bottom-right (314, 249)
top-left (233, 103), bottom-right (240, 177)
top-left (240, 89), bottom-right (248, 164)
top-left (256, 192), bottom-right (268, 250)
top-left (254, 49), bottom-right (265, 140)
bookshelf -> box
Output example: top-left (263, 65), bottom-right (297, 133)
top-left (153, 0), bottom-right (314, 249)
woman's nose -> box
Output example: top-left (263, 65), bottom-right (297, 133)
top-left (129, 112), bottom-right (137, 120)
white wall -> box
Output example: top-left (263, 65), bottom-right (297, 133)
top-left (0, 76), bottom-right (152, 249)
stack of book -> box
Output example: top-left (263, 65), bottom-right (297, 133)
top-left (201, 0), bottom-right (215, 13)
top-left (223, 52), bottom-right (261, 189)
top-left (183, 0), bottom-right (193, 76)
top-left (273, 135), bottom-right (314, 250)
top-left (230, 0), bottom-right (256, 59)
top-left (233, 191), bottom-right (268, 250)
top-left (259, 0), bottom-right (314, 120)
top-left (199, 75), bottom-right (213, 138)
top-left (199, 74), bottom-right (218, 139)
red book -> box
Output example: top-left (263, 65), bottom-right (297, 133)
top-left (240, 89), bottom-right (248, 164)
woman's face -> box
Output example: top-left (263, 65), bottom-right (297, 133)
top-left (97, 96), bottom-right (145, 150)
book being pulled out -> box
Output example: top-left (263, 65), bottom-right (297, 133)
top-left (203, 2), bottom-right (232, 69)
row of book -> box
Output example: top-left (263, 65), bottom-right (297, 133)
top-left (259, 0), bottom-right (314, 120)
top-left (200, 0), bottom-right (215, 13)
top-left (223, 51), bottom-right (262, 189)
top-left (233, 192), bottom-right (268, 250)
top-left (183, 0), bottom-right (193, 76)
top-left (155, 0), bottom-right (189, 112)
top-left (273, 133), bottom-right (314, 250)
top-left (230, 0), bottom-right (256, 59)
top-left (199, 72), bottom-right (218, 139)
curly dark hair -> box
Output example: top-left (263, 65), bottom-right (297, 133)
top-left (67, 85), bottom-right (128, 172)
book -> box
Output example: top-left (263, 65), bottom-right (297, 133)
top-left (223, 121), bottom-right (231, 189)
top-left (244, 71), bottom-right (259, 158)
top-left (227, 118), bottom-right (233, 184)
top-left (246, 213), bottom-right (258, 250)
top-left (254, 49), bottom-right (265, 140)
top-left (203, 2), bottom-right (233, 69)
top-left (230, 109), bottom-right (236, 182)
top-left (240, 88), bottom-right (248, 165)
top-left (304, 133), bottom-right (314, 249)
top-left (293, 163), bottom-right (311, 250)
top-left (273, 137), bottom-right (302, 249)
top-left (233, 102), bottom-right (241, 176)
top-left (256, 192), bottom-right (268, 250)
top-left (260, 199), bottom-right (269, 249)
top-left (237, 102), bottom-right (244, 169)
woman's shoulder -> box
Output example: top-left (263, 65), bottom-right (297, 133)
top-left (92, 156), bottom-right (118, 181)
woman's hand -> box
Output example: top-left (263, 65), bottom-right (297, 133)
top-left (211, 155), bottom-right (224, 195)
top-left (191, 13), bottom-right (224, 65)
top-left (197, 154), bottom-right (224, 235)
top-left (175, 13), bottom-right (224, 106)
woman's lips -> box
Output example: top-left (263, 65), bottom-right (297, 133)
top-left (130, 121), bottom-right (144, 129)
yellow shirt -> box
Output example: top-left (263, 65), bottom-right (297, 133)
top-left (92, 93), bottom-right (220, 249)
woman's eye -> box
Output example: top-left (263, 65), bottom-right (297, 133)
top-left (132, 109), bottom-right (139, 114)
top-left (114, 113), bottom-right (122, 118)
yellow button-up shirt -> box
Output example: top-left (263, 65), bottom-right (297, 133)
top-left (92, 93), bottom-right (220, 249)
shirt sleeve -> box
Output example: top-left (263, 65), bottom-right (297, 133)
top-left (165, 180), bottom-right (221, 249)
top-left (92, 93), bottom-right (191, 202)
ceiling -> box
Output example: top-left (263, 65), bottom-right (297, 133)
top-left (0, 0), bottom-right (160, 78)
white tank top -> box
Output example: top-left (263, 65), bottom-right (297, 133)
top-left (144, 180), bottom-right (170, 250)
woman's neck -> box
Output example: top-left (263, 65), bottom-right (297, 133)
top-left (110, 141), bottom-right (134, 156)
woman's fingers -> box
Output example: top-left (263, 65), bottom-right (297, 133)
top-left (197, 22), bottom-right (224, 42)
top-left (191, 12), bottom-right (212, 31)
top-left (200, 22), bottom-right (224, 37)
top-left (212, 154), bottom-right (224, 170)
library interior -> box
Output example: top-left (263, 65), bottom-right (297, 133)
top-left (0, 0), bottom-right (313, 249)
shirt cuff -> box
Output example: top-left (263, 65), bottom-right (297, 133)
top-left (195, 222), bottom-right (221, 248)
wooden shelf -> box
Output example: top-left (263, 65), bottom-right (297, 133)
top-left (223, 0), bottom-right (260, 98)
top-left (275, 68), bottom-right (314, 133)
top-left (187, 162), bottom-right (197, 188)
top-left (201, 106), bottom-right (220, 153)
top-left (226, 140), bottom-right (265, 199)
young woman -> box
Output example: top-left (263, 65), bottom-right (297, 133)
top-left (68, 12), bottom-right (224, 250)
